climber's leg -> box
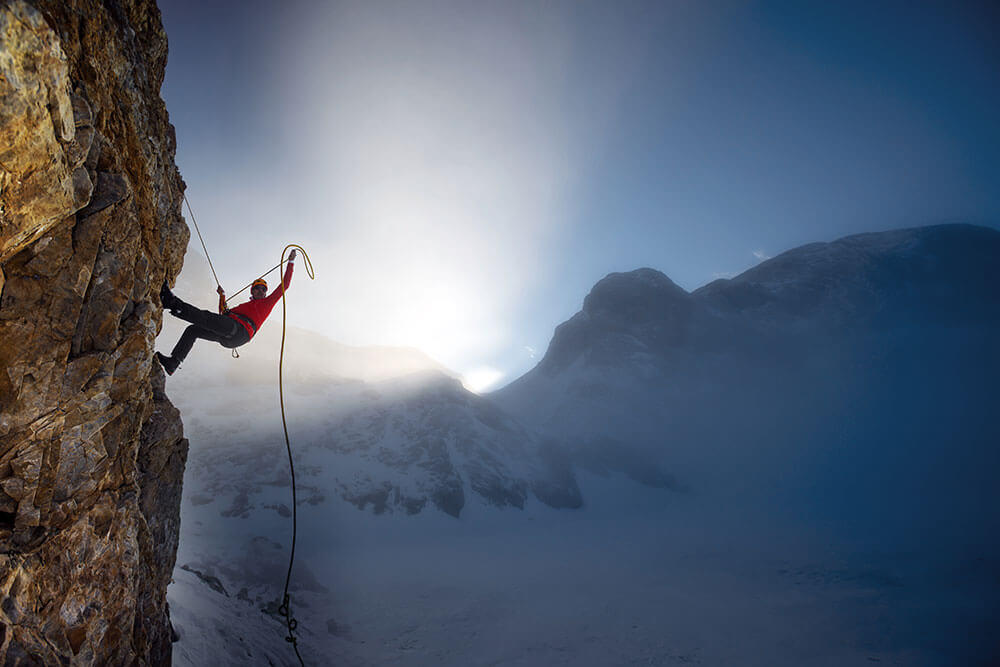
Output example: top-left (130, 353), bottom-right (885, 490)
top-left (160, 283), bottom-right (237, 337)
top-left (170, 324), bottom-right (229, 363)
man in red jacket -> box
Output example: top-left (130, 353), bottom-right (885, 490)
top-left (155, 249), bottom-right (296, 375)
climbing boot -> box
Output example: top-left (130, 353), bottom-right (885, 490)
top-left (155, 352), bottom-right (179, 376)
top-left (160, 281), bottom-right (181, 311)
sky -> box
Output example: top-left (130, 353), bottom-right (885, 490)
top-left (157, 0), bottom-right (1000, 392)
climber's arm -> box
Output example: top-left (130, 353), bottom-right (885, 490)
top-left (266, 257), bottom-right (294, 307)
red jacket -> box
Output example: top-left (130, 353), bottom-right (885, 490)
top-left (224, 262), bottom-right (294, 338)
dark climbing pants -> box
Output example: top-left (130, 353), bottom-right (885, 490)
top-left (167, 298), bottom-right (250, 362)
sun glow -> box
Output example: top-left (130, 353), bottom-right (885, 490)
top-left (461, 366), bottom-right (506, 394)
top-left (252, 2), bottom-right (588, 378)
top-left (172, 2), bottom-right (638, 381)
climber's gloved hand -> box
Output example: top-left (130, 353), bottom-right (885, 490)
top-left (289, 249), bottom-right (297, 262)
top-left (216, 285), bottom-right (225, 295)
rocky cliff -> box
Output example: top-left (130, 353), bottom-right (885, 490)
top-left (0, 0), bottom-right (188, 663)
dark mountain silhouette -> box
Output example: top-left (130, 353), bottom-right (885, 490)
top-left (495, 224), bottom-right (1000, 551)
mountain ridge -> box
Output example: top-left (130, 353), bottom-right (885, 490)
top-left (510, 223), bottom-right (999, 383)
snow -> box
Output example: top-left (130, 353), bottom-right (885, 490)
top-left (171, 459), bottom-right (996, 666)
top-left (169, 566), bottom-right (297, 667)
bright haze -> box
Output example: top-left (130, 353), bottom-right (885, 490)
top-left (158, 0), bottom-right (999, 392)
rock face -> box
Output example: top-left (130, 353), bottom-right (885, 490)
top-left (0, 0), bottom-right (188, 663)
top-left (537, 268), bottom-right (704, 375)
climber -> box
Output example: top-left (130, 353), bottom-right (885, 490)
top-left (155, 249), bottom-right (296, 375)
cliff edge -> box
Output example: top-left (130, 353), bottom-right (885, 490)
top-left (1, 0), bottom-right (188, 663)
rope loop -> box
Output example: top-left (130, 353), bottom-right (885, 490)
top-left (226, 244), bottom-right (315, 305)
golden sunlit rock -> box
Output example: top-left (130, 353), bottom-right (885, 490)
top-left (1, 0), bottom-right (189, 663)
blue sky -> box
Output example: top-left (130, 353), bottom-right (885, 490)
top-left (158, 0), bottom-right (999, 390)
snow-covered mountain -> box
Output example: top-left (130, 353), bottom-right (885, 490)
top-left (695, 223), bottom-right (1000, 328)
top-left (500, 223), bottom-right (1000, 404)
top-left (494, 223), bottom-right (1000, 546)
top-left (167, 223), bottom-right (1000, 665)
top-left (168, 223), bottom-right (1000, 537)
top-left (173, 369), bottom-right (580, 522)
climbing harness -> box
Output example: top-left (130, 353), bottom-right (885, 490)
top-left (180, 193), bottom-right (315, 665)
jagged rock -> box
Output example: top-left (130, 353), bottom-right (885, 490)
top-left (1, 0), bottom-right (190, 664)
top-left (71, 166), bottom-right (94, 209)
top-left (0, 1), bottom-right (77, 263)
top-left (65, 93), bottom-right (95, 168)
top-left (77, 171), bottom-right (129, 219)
top-left (539, 268), bottom-right (702, 374)
top-left (179, 564), bottom-right (228, 597)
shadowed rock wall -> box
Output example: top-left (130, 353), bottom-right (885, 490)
top-left (0, 0), bottom-right (188, 663)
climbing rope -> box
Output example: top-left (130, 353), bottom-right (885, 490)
top-left (224, 261), bottom-right (285, 305)
top-left (276, 243), bottom-right (314, 666)
top-left (182, 192), bottom-right (222, 289)
top-left (182, 191), bottom-right (285, 309)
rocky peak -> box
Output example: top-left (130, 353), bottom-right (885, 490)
top-left (582, 268), bottom-right (692, 323)
top-left (1, 0), bottom-right (188, 663)
top-left (537, 268), bottom-right (698, 374)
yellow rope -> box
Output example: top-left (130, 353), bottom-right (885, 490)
top-left (276, 244), bottom-right (314, 666)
